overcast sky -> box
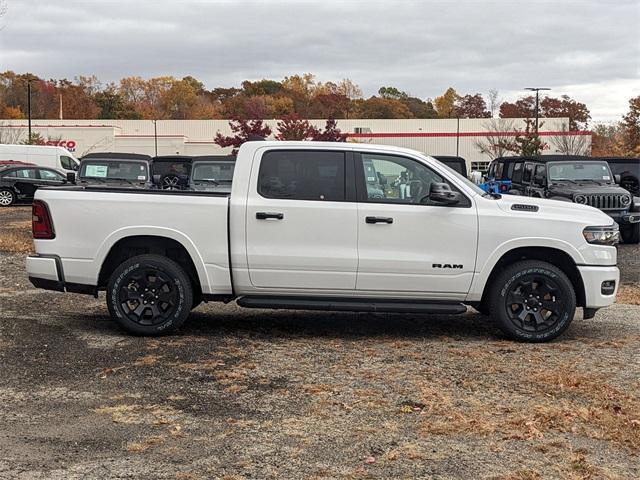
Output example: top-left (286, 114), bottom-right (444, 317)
top-left (1, 0), bottom-right (638, 123)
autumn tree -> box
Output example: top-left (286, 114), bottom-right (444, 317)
top-left (591, 123), bottom-right (622, 157)
top-left (353, 97), bottom-right (414, 119)
top-left (276, 114), bottom-right (319, 140)
top-left (455, 94), bottom-right (491, 118)
top-left (499, 96), bottom-right (536, 118)
top-left (214, 118), bottom-right (272, 155)
top-left (434, 87), bottom-right (459, 118)
top-left (500, 94), bottom-right (590, 129)
top-left (514, 119), bottom-right (546, 156)
top-left (540, 95), bottom-right (590, 129)
top-left (312, 118), bottom-right (348, 142)
top-left (618, 96), bottom-right (640, 156)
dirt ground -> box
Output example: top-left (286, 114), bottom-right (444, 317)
top-left (0, 206), bottom-right (639, 479)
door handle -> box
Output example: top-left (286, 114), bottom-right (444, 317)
top-left (256, 212), bottom-right (284, 220)
top-left (366, 216), bottom-right (393, 224)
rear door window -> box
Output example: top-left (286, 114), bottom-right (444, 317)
top-left (15, 168), bottom-right (37, 179)
top-left (512, 162), bottom-right (523, 183)
top-left (38, 169), bottom-right (65, 181)
top-left (522, 163), bottom-right (534, 184)
top-left (258, 150), bottom-right (345, 201)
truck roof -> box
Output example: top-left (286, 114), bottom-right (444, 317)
top-left (495, 155), bottom-right (600, 163)
top-left (237, 140), bottom-right (430, 159)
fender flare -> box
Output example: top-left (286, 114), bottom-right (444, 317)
top-left (466, 237), bottom-right (585, 301)
top-left (94, 226), bottom-right (211, 291)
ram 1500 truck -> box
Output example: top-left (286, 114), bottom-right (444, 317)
top-left (27, 141), bottom-right (620, 342)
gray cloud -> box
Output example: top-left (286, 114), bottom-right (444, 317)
top-left (1, 0), bottom-right (639, 121)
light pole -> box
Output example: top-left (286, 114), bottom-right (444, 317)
top-left (153, 120), bottom-right (158, 156)
top-left (524, 87), bottom-right (550, 133)
top-left (27, 80), bottom-right (32, 143)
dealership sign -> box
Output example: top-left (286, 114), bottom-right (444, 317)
top-left (45, 140), bottom-right (77, 151)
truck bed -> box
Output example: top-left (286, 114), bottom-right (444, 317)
top-left (33, 187), bottom-right (232, 295)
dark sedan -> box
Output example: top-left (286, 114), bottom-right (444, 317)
top-left (0, 165), bottom-right (67, 207)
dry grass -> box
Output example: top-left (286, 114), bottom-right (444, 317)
top-left (616, 284), bottom-right (640, 305)
top-left (0, 228), bottom-right (32, 253)
top-left (93, 403), bottom-right (183, 426)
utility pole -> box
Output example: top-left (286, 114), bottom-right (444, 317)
top-left (59, 93), bottom-right (63, 120)
top-left (456, 116), bottom-right (460, 157)
top-left (27, 80), bottom-right (32, 143)
top-left (524, 87), bottom-right (551, 133)
top-left (153, 120), bottom-right (158, 156)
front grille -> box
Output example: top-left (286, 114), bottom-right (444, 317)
top-left (585, 194), bottom-right (625, 210)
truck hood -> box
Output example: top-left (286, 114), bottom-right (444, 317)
top-left (495, 194), bottom-right (614, 226)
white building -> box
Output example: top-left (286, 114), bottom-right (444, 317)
top-left (0, 117), bottom-right (589, 172)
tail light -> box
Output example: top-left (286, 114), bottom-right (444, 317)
top-left (32, 200), bottom-right (55, 239)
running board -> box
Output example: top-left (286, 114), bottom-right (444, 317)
top-left (236, 296), bottom-right (467, 314)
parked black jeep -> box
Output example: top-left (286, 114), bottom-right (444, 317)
top-left (491, 155), bottom-right (640, 243)
top-left (152, 156), bottom-right (193, 190)
top-left (433, 156), bottom-right (468, 178)
top-left (597, 156), bottom-right (640, 196)
top-left (79, 153), bottom-right (154, 189)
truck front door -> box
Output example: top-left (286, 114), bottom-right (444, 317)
top-left (354, 152), bottom-right (478, 295)
top-left (245, 149), bottom-right (358, 290)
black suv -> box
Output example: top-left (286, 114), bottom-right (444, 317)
top-left (0, 164), bottom-right (68, 206)
top-left (152, 156), bottom-right (193, 190)
top-left (489, 155), bottom-right (640, 243)
top-left (597, 156), bottom-right (640, 196)
top-left (79, 153), bottom-right (154, 189)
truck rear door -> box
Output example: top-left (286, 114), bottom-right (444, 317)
top-left (245, 148), bottom-right (358, 290)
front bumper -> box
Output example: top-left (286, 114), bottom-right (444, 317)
top-left (27, 254), bottom-right (96, 295)
top-left (578, 265), bottom-right (619, 309)
top-left (607, 211), bottom-right (640, 225)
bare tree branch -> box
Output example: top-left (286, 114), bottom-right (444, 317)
top-left (550, 123), bottom-right (591, 156)
top-left (473, 118), bottom-right (519, 160)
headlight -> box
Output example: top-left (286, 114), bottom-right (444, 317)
top-left (620, 195), bottom-right (632, 207)
top-left (583, 225), bottom-right (619, 245)
top-left (574, 194), bottom-right (588, 205)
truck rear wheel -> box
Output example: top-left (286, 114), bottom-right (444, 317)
top-left (620, 223), bottom-right (640, 244)
top-left (107, 254), bottom-right (193, 335)
top-left (488, 260), bottom-right (576, 342)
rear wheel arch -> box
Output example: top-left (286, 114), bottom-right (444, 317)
top-left (98, 235), bottom-right (203, 300)
top-left (480, 246), bottom-right (586, 308)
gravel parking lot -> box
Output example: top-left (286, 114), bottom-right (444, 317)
top-left (1, 206), bottom-right (639, 479)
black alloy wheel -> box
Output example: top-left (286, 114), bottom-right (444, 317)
top-left (489, 260), bottom-right (576, 342)
top-left (107, 254), bottom-right (193, 335)
top-left (504, 274), bottom-right (564, 333)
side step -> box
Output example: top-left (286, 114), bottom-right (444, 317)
top-left (236, 296), bottom-right (467, 314)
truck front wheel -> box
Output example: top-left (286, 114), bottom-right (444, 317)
top-left (107, 254), bottom-right (193, 335)
top-left (488, 260), bottom-right (576, 342)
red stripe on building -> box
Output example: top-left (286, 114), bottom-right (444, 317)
top-left (347, 130), bottom-right (591, 138)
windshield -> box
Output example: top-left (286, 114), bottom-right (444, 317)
top-left (191, 161), bottom-right (235, 182)
top-left (548, 162), bottom-right (613, 183)
top-left (425, 155), bottom-right (485, 195)
top-left (80, 160), bottom-right (148, 181)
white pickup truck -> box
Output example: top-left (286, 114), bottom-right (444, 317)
top-left (27, 141), bottom-right (620, 342)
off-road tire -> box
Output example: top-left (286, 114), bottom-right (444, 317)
top-left (107, 254), bottom-right (193, 335)
top-left (488, 260), bottom-right (576, 342)
top-left (620, 223), bottom-right (640, 244)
